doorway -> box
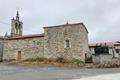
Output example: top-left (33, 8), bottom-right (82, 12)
top-left (17, 51), bottom-right (21, 61)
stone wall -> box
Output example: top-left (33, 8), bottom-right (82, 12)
top-left (44, 23), bottom-right (89, 61)
top-left (2, 23), bottom-right (89, 62)
top-left (92, 54), bottom-right (113, 64)
top-left (3, 37), bottom-right (44, 61)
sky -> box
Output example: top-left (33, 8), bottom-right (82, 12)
top-left (0, 0), bottom-right (120, 43)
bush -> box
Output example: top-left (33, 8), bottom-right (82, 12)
top-left (24, 57), bottom-right (85, 65)
top-left (55, 57), bottom-right (68, 63)
top-left (71, 59), bottom-right (85, 65)
top-left (24, 57), bottom-right (47, 62)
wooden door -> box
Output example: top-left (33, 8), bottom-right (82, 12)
top-left (17, 51), bottom-right (21, 61)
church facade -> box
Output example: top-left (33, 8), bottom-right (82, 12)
top-left (0, 11), bottom-right (89, 62)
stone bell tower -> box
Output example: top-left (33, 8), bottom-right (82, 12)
top-left (11, 11), bottom-right (23, 37)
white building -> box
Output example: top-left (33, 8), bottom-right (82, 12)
top-left (89, 41), bottom-right (120, 64)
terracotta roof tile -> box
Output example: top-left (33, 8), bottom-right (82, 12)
top-left (7, 33), bottom-right (44, 40)
top-left (44, 22), bottom-right (88, 33)
top-left (89, 41), bottom-right (120, 47)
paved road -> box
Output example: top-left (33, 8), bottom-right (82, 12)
top-left (0, 63), bottom-right (120, 80)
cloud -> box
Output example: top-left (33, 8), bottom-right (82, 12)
top-left (0, 0), bottom-right (120, 42)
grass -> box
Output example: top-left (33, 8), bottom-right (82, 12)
top-left (21, 57), bottom-right (120, 68)
top-left (55, 57), bottom-right (69, 63)
top-left (71, 58), bottom-right (85, 65)
top-left (24, 57), bottom-right (84, 65)
top-left (24, 57), bottom-right (47, 62)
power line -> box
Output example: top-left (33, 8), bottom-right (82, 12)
top-left (0, 21), bottom-right (9, 25)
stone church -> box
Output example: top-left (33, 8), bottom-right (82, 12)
top-left (0, 11), bottom-right (89, 62)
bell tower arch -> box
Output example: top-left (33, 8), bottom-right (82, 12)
top-left (11, 10), bottom-right (23, 37)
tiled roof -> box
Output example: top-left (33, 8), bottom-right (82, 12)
top-left (44, 22), bottom-right (88, 33)
top-left (6, 33), bottom-right (44, 40)
top-left (89, 41), bottom-right (120, 47)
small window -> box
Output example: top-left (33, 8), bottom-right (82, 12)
top-left (18, 51), bottom-right (21, 53)
top-left (66, 40), bottom-right (70, 48)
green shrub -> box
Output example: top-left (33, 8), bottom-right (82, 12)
top-left (71, 59), bottom-right (85, 64)
top-left (55, 57), bottom-right (68, 63)
top-left (24, 57), bottom-right (47, 62)
top-left (24, 57), bottom-right (85, 65)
